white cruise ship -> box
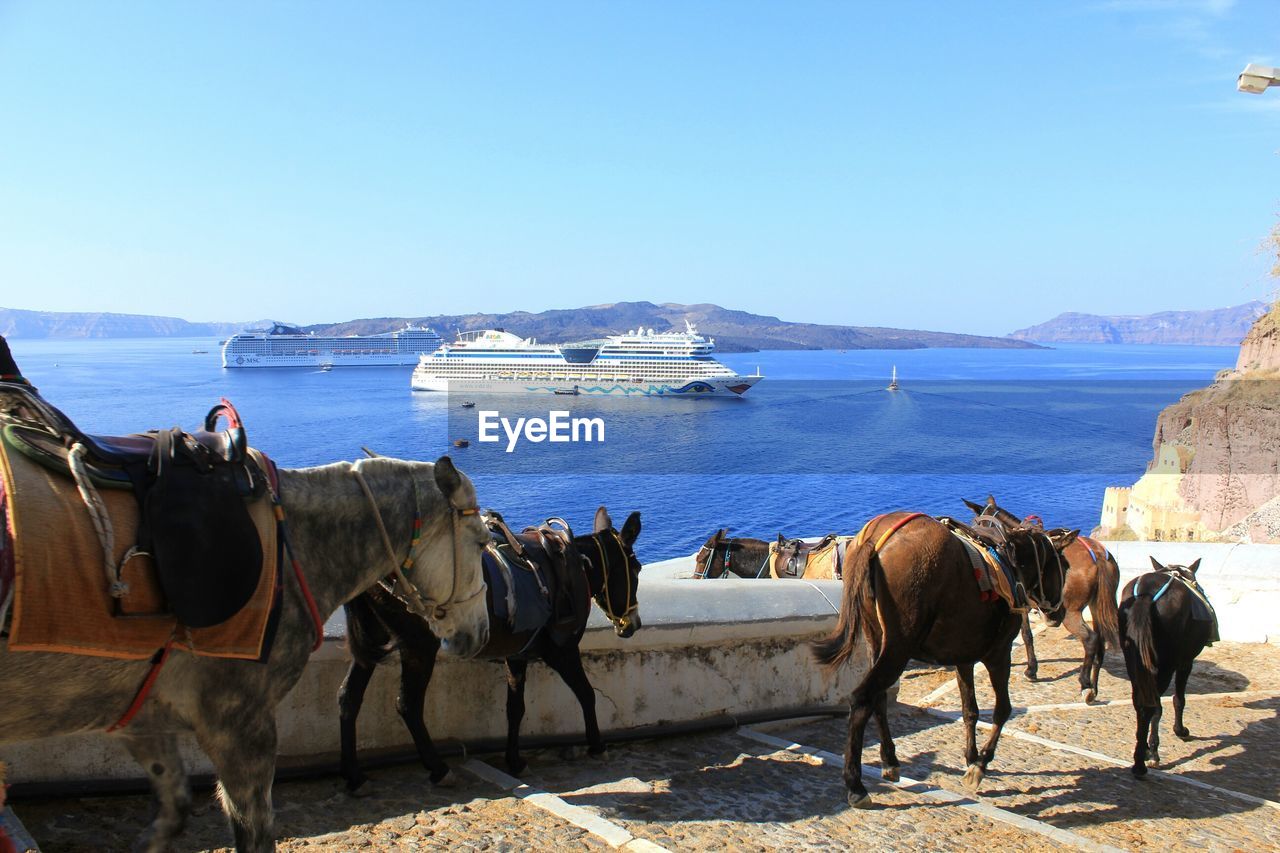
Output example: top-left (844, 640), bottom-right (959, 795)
top-left (411, 321), bottom-right (761, 397)
top-left (222, 322), bottom-right (443, 368)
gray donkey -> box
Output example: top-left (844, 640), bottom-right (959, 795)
top-left (0, 455), bottom-right (490, 852)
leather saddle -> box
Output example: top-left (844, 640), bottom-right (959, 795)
top-left (938, 515), bottom-right (1028, 610)
top-left (778, 533), bottom-right (840, 578)
top-left (484, 511), bottom-right (582, 645)
top-left (0, 381), bottom-right (268, 629)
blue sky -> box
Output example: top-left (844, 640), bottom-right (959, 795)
top-left (0, 1), bottom-right (1277, 336)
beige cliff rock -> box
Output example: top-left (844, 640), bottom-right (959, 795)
top-left (1099, 300), bottom-right (1280, 543)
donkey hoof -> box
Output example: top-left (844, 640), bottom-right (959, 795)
top-left (1175, 727), bottom-right (1191, 741)
top-left (345, 779), bottom-right (375, 798)
top-left (1147, 749), bottom-right (1160, 766)
top-left (847, 791), bottom-right (873, 809)
top-left (431, 769), bottom-right (458, 788)
top-left (1131, 764), bottom-right (1148, 779)
top-left (961, 764), bottom-right (984, 792)
top-left (588, 747), bottom-right (609, 762)
top-left (881, 766), bottom-right (900, 783)
top-left (1082, 689), bottom-right (1097, 705)
top-left (506, 757), bottom-right (528, 776)
top-left (1023, 670), bottom-right (1038, 682)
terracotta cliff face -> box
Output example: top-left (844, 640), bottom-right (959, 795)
top-left (1150, 301), bottom-right (1280, 541)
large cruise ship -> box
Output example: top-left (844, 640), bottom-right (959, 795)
top-left (410, 321), bottom-right (761, 396)
top-left (222, 322), bottom-right (443, 368)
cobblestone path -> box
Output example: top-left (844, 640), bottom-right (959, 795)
top-left (11, 633), bottom-right (1279, 851)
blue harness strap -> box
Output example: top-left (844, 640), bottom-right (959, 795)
top-left (1150, 575), bottom-right (1175, 602)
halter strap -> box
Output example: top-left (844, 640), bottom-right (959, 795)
top-left (352, 461), bottom-right (484, 623)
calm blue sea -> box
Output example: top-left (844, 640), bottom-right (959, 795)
top-left (5, 338), bottom-right (1237, 562)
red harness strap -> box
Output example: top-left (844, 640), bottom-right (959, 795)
top-left (107, 638), bottom-right (176, 732)
top-left (265, 457), bottom-right (326, 652)
top-left (854, 511), bottom-right (927, 552)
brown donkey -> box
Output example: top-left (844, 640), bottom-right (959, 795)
top-left (812, 512), bottom-right (1075, 807)
top-left (964, 496), bottom-right (1121, 702)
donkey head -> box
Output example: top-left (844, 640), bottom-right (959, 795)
top-left (694, 529), bottom-right (728, 578)
top-left (582, 507), bottom-right (643, 638)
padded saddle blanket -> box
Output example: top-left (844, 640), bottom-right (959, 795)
top-left (0, 436), bottom-right (279, 660)
top-left (483, 544), bottom-right (552, 636)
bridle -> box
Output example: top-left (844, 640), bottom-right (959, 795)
top-left (694, 541), bottom-right (730, 578)
top-left (974, 509), bottom-right (1065, 615)
top-left (580, 528), bottom-right (639, 630)
top-left (1016, 528), bottom-right (1066, 615)
top-left (352, 460), bottom-right (486, 624)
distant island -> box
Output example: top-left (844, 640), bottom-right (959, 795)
top-left (1008, 301), bottom-right (1267, 346)
top-left (308, 301), bottom-right (1040, 352)
top-left (0, 308), bottom-right (256, 340)
top-left (1, 301), bottom-right (1040, 352)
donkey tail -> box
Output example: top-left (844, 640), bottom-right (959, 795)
top-left (1093, 556), bottom-right (1122, 651)
top-left (1123, 595), bottom-right (1159, 707)
top-left (811, 540), bottom-right (880, 672)
top-left (344, 592), bottom-right (396, 669)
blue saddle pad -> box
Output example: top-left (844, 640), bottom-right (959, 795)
top-left (484, 548), bottom-right (552, 635)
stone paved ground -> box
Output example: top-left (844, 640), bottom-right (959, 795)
top-left (12, 632), bottom-right (1279, 851)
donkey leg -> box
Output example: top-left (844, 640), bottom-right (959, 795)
top-left (337, 660), bottom-right (377, 794)
top-left (954, 662), bottom-right (984, 790)
top-left (1132, 704), bottom-right (1154, 777)
top-left (544, 645), bottom-right (605, 759)
top-left (196, 710), bottom-right (279, 853)
top-left (872, 687), bottom-right (901, 782)
top-left (504, 658), bottom-right (530, 775)
top-left (1147, 700), bottom-right (1164, 766)
top-left (1062, 610), bottom-right (1100, 703)
top-left (1172, 665), bottom-right (1192, 739)
top-left (842, 688), bottom-right (876, 808)
top-left (1019, 614), bottom-right (1038, 681)
top-left (121, 733), bottom-right (192, 853)
top-left (397, 641), bottom-right (454, 785)
top-left (973, 646), bottom-right (1015, 788)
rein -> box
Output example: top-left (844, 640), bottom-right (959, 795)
top-left (352, 461), bottom-right (485, 625)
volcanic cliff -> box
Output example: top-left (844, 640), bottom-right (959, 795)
top-left (1100, 300), bottom-right (1280, 542)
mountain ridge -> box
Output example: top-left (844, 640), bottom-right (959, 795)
top-left (1009, 301), bottom-right (1267, 346)
top-left (1, 302), bottom-right (1041, 351)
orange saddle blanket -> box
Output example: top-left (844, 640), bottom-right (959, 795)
top-left (0, 436), bottom-right (279, 661)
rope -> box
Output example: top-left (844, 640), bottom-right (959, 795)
top-left (66, 442), bottom-right (129, 599)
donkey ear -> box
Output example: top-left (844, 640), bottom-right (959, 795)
top-left (621, 511), bottom-right (642, 547)
top-left (963, 498), bottom-right (985, 515)
top-left (1188, 558), bottom-right (1201, 575)
top-left (777, 533), bottom-right (786, 545)
top-left (1150, 556), bottom-right (1165, 571)
top-left (594, 506), bottom-right (613, 533)
top-left (712, 528), bottom-right (727, 545)
top-left (986, 495), bottom-right (997, 507)
top-left (433, 456), bottom-right (464, 503)
top-left (361, 446), bottom-right (382, 458)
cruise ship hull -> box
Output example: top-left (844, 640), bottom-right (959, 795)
top-left (223, 352), bottom-right (426, 368)
top-left (411, 374), bottom-right (761, 396)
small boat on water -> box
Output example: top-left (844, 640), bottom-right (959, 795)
top-left (192, 349), bottom-right (209, 354)
top-left (553, 387), bottom-right (579, 396)
top-left (320, 363), bottom-right (334, 373)
top-left (461, 401), bottom-right (476, 408)
top-left (453, 439), bottom-right (470, 448)
top-left (887, 366), bottom-right (900, 392)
